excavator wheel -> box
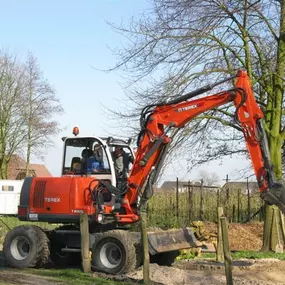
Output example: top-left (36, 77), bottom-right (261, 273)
top-left (92, 230), bottom-right (141, 274)
top-left (150, 250), bottom-right (179, 266)
top-left (50, 225), bottom-right (81, 267)
top-left (3, 225), bottom-right (50, 268)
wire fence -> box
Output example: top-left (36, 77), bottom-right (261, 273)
top-left (147, 180), bottom-right (264, 228)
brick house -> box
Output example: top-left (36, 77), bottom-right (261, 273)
top-left (7, 154), bottom-right (52, 180)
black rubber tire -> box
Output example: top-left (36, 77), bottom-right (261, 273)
top-left (3, 225), bottom-right (50, 269)
top-left (50, 225), bottom-right (81, 267)
top-left (150, 250), bottom-right (179, 266)
top-left (92, 230), bottom-right (139, 274)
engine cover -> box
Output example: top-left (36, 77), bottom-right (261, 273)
top-left (18, 176), bottom-right (99, 223)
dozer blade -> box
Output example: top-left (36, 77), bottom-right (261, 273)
top-left (261, 182), bottom-right (285, 214)
top-left (147, 227), bottom-right (200, 255)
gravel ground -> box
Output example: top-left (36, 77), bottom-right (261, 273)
top-left (122, 259), bottom-right (285, 285)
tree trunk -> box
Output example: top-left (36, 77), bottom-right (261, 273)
top-left (0, 159), bottom-right (8, 179)
top-left (262, 0), bottom-right (285, 253)
top-left (25, 119), bottom-right (32, 177)
top-left (262, 205), bottom-right (284, 251)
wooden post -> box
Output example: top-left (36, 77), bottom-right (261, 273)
top-left (80, 213), bottom-right (91, 273)
top-left (217, 189), bottom-right (220, 208)
top-left (237, 189), bottom-right (241, 223)
top-left (140, 210), bottom-right (151, 285)
top-left (216, 207), bottom-right (224, 262)
top-left (232, 204), bottom-right (236, 223)
top-left (247, 177), bottom-right (251, 221)
top-left (221, 216), bottom-right (233, 285)
top-left (176, 177), bottom-right (179, 221)
top-left (272, 208), bottom-right (284, 253)
top-left (223, 175), bottom-right (230, 217)
top-left (279, 210), bottom-right (285, 242)
top-left (199, 178), bottom-right (204, 221)
top-left (188, 181), bottom-right (193, 223)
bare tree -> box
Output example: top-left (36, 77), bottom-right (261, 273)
top-left (197, 170), bottom-right (220, 186)
top-left (23, 53), bottom-right (63, 176)
top-left (0, 50), bottom-right (63, 179)
top-left (0, 51), bottom-right (27, 178)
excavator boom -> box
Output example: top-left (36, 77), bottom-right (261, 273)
top-left (125, 70), bottom-right (285, 216)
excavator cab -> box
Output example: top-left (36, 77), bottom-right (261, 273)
top-left (61, 131), bottom-right (135, 189)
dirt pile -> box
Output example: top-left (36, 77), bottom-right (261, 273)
top-left (204, 222), bottom-right (263, 251)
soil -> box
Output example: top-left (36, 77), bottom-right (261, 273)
top-left (0, 269), bottom-right (63, 285)
top-left (204, 222), bottom-right (264, 251)
top-left (96, 259), bottom-right (285, 285)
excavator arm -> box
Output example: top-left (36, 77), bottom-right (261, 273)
top-left (121, 70), bottom-right (285, 220)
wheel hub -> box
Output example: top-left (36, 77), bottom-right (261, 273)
top-left (100, 242), bottom-right (122, 269)
top-left (10, 236), bottom-right (30, 260)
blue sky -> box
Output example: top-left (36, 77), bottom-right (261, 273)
top-left (0, 0), bottom-right (251, 184)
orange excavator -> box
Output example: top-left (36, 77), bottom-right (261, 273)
top-left (3, 70), bottom-right (285, 274)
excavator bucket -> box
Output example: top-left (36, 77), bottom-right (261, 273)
top-left (261, 183), bottom-right (285, 215)
top-left (147, 227), bottom-right (200, 255)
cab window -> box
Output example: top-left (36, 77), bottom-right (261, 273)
top-left (62, 138), bottom-right (111, 175)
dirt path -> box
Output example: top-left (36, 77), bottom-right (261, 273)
top-left (0, 269), bottom-right (62, 285)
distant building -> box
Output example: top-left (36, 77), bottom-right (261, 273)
top-left (221, 181), bottom-right (259, 194)
top-left (7, 154), bottom-right (52, 180)
top-left (159, 180), bottom-right (203, 193)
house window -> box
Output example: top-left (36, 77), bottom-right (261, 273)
top-left (2, 185), bottom-right (14, 192)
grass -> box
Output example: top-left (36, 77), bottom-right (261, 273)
top-left (25, 268), bottom-right (131, 285)
top-left (0, 268), bottom-right (138, 285)
top-left (0, 216), bottom-right (56, 231)
top-left (178, 250), bottom-right (285, 260)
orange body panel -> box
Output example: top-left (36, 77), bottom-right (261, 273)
top-left (29, 177), bottom-right (97, 216)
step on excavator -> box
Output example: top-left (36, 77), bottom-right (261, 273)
top-left (3, 70), bottom-right (285, 274)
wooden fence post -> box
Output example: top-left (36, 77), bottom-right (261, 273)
top-left (216, 207), bottom-right (224, 262)
top-left (217, 189), bottom-right (220, 209)
top-left (221, 216), bottom-right (233, 285)
top-left (232, 204), bottom-right (236, 223)
top-left (176, 177), bottom-right (179, 221)
top-left (80, 213), bottom-right (91, 273)
top-left (237, 189), bottom-right (241, 223)
top-left (199, 179), bottom-right (204, 221)
top-left (279, 210), bottom-right (285, 242)
top-left (247, 177), bottom-right (251, 222)
top-left (140, 210), bottom-right (151, 285)
top-left (187, 181), bottom-right (193, 223)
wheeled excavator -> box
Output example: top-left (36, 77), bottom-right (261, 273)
top-left (3, 70), bottom-right (285, 274)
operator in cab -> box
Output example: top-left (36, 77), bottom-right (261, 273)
top-left (86, 144), bottom-right (104, 172)
top-left (113, 146), bottom-right (133, 179)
